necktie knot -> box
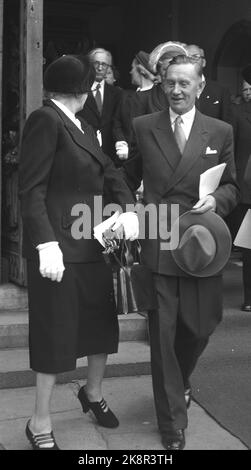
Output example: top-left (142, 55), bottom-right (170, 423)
top-left (175, 115), bottom-right (183, 126)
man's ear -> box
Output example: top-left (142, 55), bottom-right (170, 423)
top-left (197, 79), bottom-right (206, 99)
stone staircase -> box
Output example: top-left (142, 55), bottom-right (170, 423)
top-left (0, 284), bottom-right (150, 389)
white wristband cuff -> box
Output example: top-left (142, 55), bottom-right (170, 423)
top-left (36, 241), bottom-right (59, 251)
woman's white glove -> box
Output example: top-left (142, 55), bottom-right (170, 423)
top-left (112, 212), bottom-right (139, 241)
top-left (37, 242), bottom-right (65, 282)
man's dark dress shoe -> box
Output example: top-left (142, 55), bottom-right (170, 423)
top-left (25, 420), bottom-right (59, 450)
top-left (161, 429), bottom-right (185, 450)
top-left (78, 386), bottom-right (119, 428)
top-left (241, 304), bottom-right (251, 312)
top-left (185, 387), bottom-right (192, 409)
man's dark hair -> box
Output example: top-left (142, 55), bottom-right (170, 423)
top-left (167, 55), bottom-right (203, 77)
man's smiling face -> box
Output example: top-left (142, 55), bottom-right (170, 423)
top-left (164, 62), bottom-right (204, 115)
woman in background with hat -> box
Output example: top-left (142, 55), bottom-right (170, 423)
top-left (18, 54), bottom-right (138, 450)
top-left (113, 50), bottom-right (156, 162)
top-left (136, 41), bottom-right (188, 115)
top-left (113, 44), bottom-right (188, 162)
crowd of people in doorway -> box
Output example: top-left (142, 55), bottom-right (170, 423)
top-left (18, 39), bottom-right (251, 451)
top-left (82, 42), bottom-right (251, 313)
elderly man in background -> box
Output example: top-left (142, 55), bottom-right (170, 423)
top-left (186, 44), bottom-right (233, 123)
top-left (77, 47), bottom-right (122, 165)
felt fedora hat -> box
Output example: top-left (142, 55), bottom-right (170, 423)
top-left (171, 211), bottom-right (232, 277)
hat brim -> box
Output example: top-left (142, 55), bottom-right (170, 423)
top-left (171, 211), bottom-right (232, 277)
top-left (160, 45), bottom-right (186, 55)
top-left (149, 42), bottom-right (188, 73)
top-left (135, 51), bottom-right (151, 72)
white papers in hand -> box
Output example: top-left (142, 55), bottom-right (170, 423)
top-left (93, 211), bottom-right (120, 247)
top-left (199, 163), bottom-right (226, 199)
top-left (234, 209), bottom-right (251, 249)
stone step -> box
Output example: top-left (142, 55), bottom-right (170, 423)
top-left (0, 284), bottom-right (28, 310)
top-left (0, 341), bottom-right (151, 389)
top-left (0, 311), bottom-right (148, 348)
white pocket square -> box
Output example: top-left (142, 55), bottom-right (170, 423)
top-left (205, 146), bottom-right (218, 155)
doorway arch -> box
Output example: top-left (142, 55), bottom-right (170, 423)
top-left (213, 20), bottom-right (251, 97)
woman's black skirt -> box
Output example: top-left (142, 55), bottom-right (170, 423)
top-left (27, 260), bottom-right (119, 374)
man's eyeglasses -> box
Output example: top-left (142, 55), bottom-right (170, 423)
top-left (166, 54), bottom-right (205, 66)
top-left (93, 61), bottom-right (110, 69)
top-left (189, 54), bottom-right (205, 60)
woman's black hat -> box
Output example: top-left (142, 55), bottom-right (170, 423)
top-left (44, 55), bottom-right (95, 94)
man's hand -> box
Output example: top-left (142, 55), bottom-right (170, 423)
top-left (191, 195), bottom-right (216, 214)
top-left (37, 242), bottom-right (65, 282)
top-left (115, 141), bottom-right (129, 160)
top-left (112, 212), bottom-right (139, 240)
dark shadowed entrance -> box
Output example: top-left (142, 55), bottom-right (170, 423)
top-left (213, 20), bottom-right (251, 97)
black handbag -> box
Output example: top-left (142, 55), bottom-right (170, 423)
top-left (113, 240), bottom-right (158, 315)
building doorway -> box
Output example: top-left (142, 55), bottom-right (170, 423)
top-left (213, 20), bottom-right (251, 99)
top-left (0, 0), bottom-right (174, 286)
top-left (0, 0), bottom-right (141, 285)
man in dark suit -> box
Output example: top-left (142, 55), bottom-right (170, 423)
top-left (124, 55), bottom-right (239, 450)
top-left (186, 44), bottom-right (233, 124)
top-left (77, 48), bottom-right (122, 164)
top-left (230, 65), bottom-right (251, 311)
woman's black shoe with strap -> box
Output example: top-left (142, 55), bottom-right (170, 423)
top-left (25, 420), bottom-right (60, 450)
top-left (78, 386), bottom-right (119, 428)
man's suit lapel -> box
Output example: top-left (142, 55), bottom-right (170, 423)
top-left (85, 93), bottom-right (100, 120)
top-left (244, 107), bottom-right (251, 125)
top-left (152, 110), bottom-right (181, 171)
top-left (45, 101), bottom-right (104, 167)
top-left (164, 110), bottom-right (209, 193)
top-left (84, 83), bottom-right (112, 125)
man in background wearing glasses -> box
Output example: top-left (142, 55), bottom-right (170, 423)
top-left (78, 48), bottom-right (122, 164)
top-left (186, 44), bottom-right (232, 124)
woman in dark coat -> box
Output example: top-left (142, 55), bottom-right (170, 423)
top-left (19, 55), bottom-right (138, 450)
top-left (113, 50), bottom-right (156, 161)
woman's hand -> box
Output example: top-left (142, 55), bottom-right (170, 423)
top-left (37, 242), bottom-right (65, 282)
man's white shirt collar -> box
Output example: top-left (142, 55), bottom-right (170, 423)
top-left (169, 106), bottom-right (196, 140)
top-left (92, 80), bottom-right (105, 101)
top-left (137, 84), bottom-right (154, 92)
